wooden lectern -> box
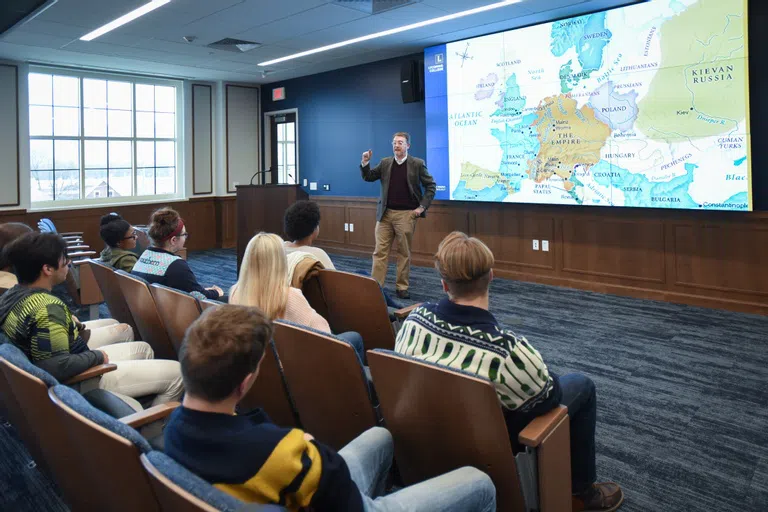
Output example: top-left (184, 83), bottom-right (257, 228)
top-left (236, 184), bottom-right (308, 270)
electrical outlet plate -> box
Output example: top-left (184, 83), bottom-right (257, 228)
top-left (349, 223), bottom-right (354, 232)
top-left (533, 239), bottom-right (540, 251)
top-left (542, 240), bottom-right (549, 252)
top-left (323, 184), bottom-right (330, 191)
top-left (310, 182), bottom-right (318, 191)
top-left (303, 179), bottom-right (308, 186)
top-left (344, 223), bottom-right (349, 231)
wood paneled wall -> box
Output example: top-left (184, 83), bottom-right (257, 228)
top-left (0, 197), bottom-right (236, 253)
top-left (8, 195), bottom-right (764, 315)
top-left (312, 197), bottom-right (768, 315)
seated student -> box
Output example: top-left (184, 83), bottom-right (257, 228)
top-left (396, 232), bottom-right (624, 512)
top-left (231, 232), bottom-right (365, 363)
top-left (132, 207), bottom-right (223, 301)
top-left (283, 201), bottom-right (405, 309)
top-left (164, 304), bottom-right (496, 512)
top-left (0, 232), bottom-right (183, 405)
top-left (99, 215), bottom-right (140, 272)
top-left (283, 200), bottom-right (335, 270)
top-left (0, 223), bottom-right (132, 346)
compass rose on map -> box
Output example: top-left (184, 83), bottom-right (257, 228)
top-left (455, 42), bottom-right (473, 67)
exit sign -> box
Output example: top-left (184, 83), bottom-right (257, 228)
top-left (272, 87), bottom-right (285, 101)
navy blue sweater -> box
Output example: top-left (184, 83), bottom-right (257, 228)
top-left (164, 407), bottom-right (363, 511)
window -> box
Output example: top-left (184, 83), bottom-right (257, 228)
top-left (28, 69), bottom-right (181, 205)
top-left (276, 121), bottom-right (296, 184)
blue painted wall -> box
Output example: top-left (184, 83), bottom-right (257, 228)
top-left (261, 54), bottom-right (425, 198)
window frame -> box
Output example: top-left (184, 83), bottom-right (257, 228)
top-left (28, 66), bottom-right (184, 209)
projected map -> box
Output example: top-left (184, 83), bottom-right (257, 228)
top-left (425, 0), bottom-right (751, 210)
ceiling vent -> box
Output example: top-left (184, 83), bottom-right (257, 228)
top-left (332, 0), bottom-right (421, 15)
top-left (207, 38), bottom-right (261, 53)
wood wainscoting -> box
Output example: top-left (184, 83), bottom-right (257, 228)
top-left (0, 196), bottom-right (238, 253)
top-left (312, 196), bottom-right (768, 315)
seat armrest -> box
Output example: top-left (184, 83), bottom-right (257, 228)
top-left (66, 245), bottom-right (90, 251)
top-left (60, 231), bottom-right (84, 237)
top-left (68, 250), bottom-right (97, 259)
top-left (393, 303), bottom-right (421, 319)
top-left (518, 405), bottom-right (568, 448)
top-left (72, 259), bottom-right (94, 267)
top-left (64, 363), bottom-right (118, 385)
top-left (120, 402), bottom-right (181, 429)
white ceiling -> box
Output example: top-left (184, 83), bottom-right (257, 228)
top-left (0, 0), bottom-right (646, 84)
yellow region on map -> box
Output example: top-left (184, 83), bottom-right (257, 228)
top-left (528, 94), bottom-right (612, 185)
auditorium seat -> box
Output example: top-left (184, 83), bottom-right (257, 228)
top-left (88, 259), bottom-right (139, 332)
top-left (238, 340), bottom-right (299, 428)
top-left (301, 275), bottom-right (329, 320)
top-left (37, 218), bottom-right (83, 239)
top-left (313, 270), bottom-right (411, 351)
top-left (72, 259), bottom-right (104, 320)
top-left (114, 270), bottom-right (176, 360)
top-left (199, 298), bottom-right (224, 311)
top-left (0, 343), bottom-right (125, 510)
top-left (141, 451), bottom-right (242, 512)
top-left (367, 349), bottom-right (572, 512)
top-left (272, 321), bottom-right (378, 450)
top-left (141, 452), bottom-right (289, 512)
top-left (48, 385), bottom-right (180, 512)
top-left (149, 284), bottom-right (202, 355)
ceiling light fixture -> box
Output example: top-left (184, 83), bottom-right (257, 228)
top-left (80, 0), bottom-right (172, 41)
top-left (258, 0), bottom-right (523, 66)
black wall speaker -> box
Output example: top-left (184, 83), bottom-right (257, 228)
top-left (401, 59), bottom-right (424, 103)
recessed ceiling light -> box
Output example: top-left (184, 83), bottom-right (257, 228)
top-left (80, 0), bottom-right (172, 42)
top-left (258, 0), bottom-right (524, 66)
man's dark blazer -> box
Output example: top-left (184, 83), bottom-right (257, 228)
top-left (360, 155), bottom-right (437, 221)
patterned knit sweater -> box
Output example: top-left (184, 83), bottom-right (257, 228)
top-left (396, 299), bottom-right (560, 413)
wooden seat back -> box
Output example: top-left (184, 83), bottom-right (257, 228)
top-left (48, 387), bottom-right (160, 512)
top-left (316, 270), bottom-right (395, 351)
top-left (88, 260), bottom-right (138, 332)
top-left (239, 341), bottom-right (299, 428)
top-left (301, 275), bottom-right (329, 321)
top-left (367, 349), bottom-right (525, 511)
top-left (149, 284), bottom-right (201, 355)
top-left (114, 270), bottom-right (176, 360)
top-left (273, 321), bottom-right (377, 450)
top-left (199, 298), bottom-right (223, 311)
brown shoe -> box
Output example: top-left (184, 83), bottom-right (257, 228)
top-left (572, 482), bottom-right (624, 512)
top-left (396, 289), bottom-right (410, 300)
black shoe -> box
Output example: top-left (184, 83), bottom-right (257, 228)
top-left (396, 289), bottom-right (410, 300)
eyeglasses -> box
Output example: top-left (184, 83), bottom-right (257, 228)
top-left (123, 233), bottom-right (138, 240)
top-left (178, 232), bottom-right (190, 239)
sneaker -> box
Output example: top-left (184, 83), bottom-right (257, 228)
top-left (572, 482), bottom-right (624, 512)
top-left (395, 289), bottom-right (410, 300)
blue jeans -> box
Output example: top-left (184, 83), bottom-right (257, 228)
top-left (339, 427), bottom-right (496, 512)
top-left (559, 373), bottom-right (598, 493)
top-left (336, 331), bottom-right (365, 364)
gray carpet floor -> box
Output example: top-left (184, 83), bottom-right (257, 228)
top-left (2, 248), bottom-right (767, 511)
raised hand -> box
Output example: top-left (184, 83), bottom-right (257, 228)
top-left (361, 149), bottom-right (373, 166)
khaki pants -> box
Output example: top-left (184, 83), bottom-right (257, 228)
top-left (85, 319), bottom-right (184, 407)
top-left (83, 319), bottom-right (135, 348)
top-left (372, 209), bottom-right (417, 292)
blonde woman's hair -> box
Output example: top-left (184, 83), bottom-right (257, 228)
top-left (434, 231), bottom-right (494, 300)
top-left (230, 232), bottom-right (289, 320)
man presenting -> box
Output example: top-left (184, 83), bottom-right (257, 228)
top-left (360, 132), bottom-right (436, 299)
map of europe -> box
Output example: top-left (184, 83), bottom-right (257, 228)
top-left (445, 0), bottom-right (750, 210)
